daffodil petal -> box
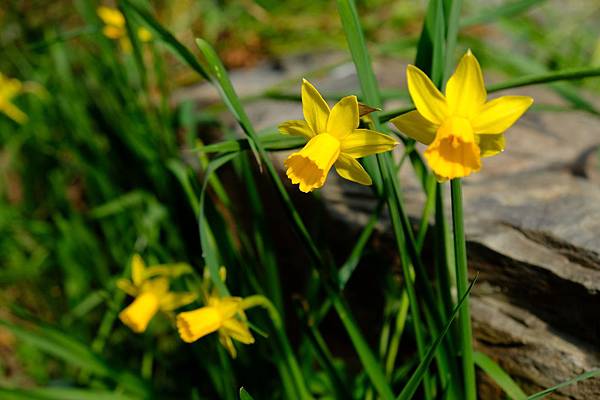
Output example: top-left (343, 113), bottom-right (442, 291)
top-left (406, 65), bottom-right (449, 124)
top-left (302, 79), bottom-right (330, 134)
top-left (177, 307), bottom-right (222, 343)
top-left (478, 133), bottom-right (505, 158)
top-left (0, 103), bottom-right (27, 124)
top-left (390, 110), bottom-right (437, 145)
top-left (131, 254), bottom-right (146, 286)
top-left (278, 120), bottom-right (314, 140)
top-left (222, 318), bottom-right (255, 344)
top-left (445, 50), bottom-right (486, 118)
top-left (471, 95), bottom-right (533, 134)
top-left (116, 279), bottom-right (138, 297)
top-left (97, 6), bottom-right (125, 27)
top-left (340, 129), bottom-right (397, 158)
top-left (219, 333), bottom-right (238, 358)
top-left (334, 154), bottom-right (372, 186)
top-left (119, 292), bottom-right (160, 333)
top-left (327, 95), bottom-right (359, 138)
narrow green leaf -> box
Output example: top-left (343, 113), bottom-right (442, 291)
top-left (474, 352), bottom-right (527, 400)
top-left (395, 278), bottom-right (477, 400)
top-left (194, 38), bottom-right (262, 168)
top-left (194, 133), bottom-right (305, 155)
top-left (198, 152), bottom-right (240, 295)
top-left (527, 369), bottom-right (600, 400)
top-left (239, 387), bottom-right (255, 400)
top-left (120, 1), bottom-right (209, 80)
top-left (0, 387), bottom-right (137, 400)
top-left (451, 179), bottom-right (476, 400)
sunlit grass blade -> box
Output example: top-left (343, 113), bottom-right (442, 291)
top-left (415, 0), bottom-right (446, 86)
top-left (239, 387), bottom-right (255, 400)
top-left (527, 369), bottom-right (600, 399)
top-left (443, 0), bottom-right (463, 82)
top-left (197, 152), bottom-right (240, 294)
top-left (195, 38), bottom-right (262, 167)
top-left (120, 0), bottom-right (209, 80)
top-left (487, 66), bottom-right (600, 93)
top-left (0, 387), bottom-right (137, 400)
top-left (473, 352), bottom-right (527, 400)
top-left (395, 277), bottom-right (477, 400)
top-left (450, 179), bottom-right (476, 400)
top-left (0, 319), bottom-right (150, 397)
top-left (193, 133), bottom-right (304, 154)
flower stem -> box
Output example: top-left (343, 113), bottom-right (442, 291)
top-left (450, 178), bottom-right (476, 400)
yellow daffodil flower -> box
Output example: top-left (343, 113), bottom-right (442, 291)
top-left (176, 267), bottom-right (255, 358)
top-left (0, 73), bottom-right (27, 124)
top-left (391, 50), bottom-right (533, 181)
top-left (280, 79), bottom-right (398, 192)
top-left (177, 296), bottom-right (255, 358)
top-left (97, 6), bottom-right (152, 51)
top-left (117, 254), bottom-right (196, 333)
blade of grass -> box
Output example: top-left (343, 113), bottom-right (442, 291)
top-left (194, 133), bottom-right (304, 154)
top-left (473, 352), bottom-right (527, 400)
top-left (450, 179), bottom-right (476, 400)
top-left (120, 1), bottom-right (209, 80)
top-left (0, 387), bottom-right (137, 400)
top-left (527, 369), bottom-right (600, 400)
top-left (239, 387), bottom-right (255, 400)
top-left (195, 38), bottom-right (262, 167)
top-left (395, 277), bottom-right (477, 400)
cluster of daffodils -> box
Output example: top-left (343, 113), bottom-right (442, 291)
top-left (280, 51), bottom-right (532, 187)
top-left (118, 255), bottom-right (256, 358)
top-left (97, 6), bottom-right (152, 52)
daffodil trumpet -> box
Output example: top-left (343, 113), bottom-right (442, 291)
top-left (279, 79), bottom-right (398, 192)
top-left (176, 268), bottom-right (265, 358)
top-left (117, 254), bottom-right (196, 333)
top-left (391, 50), bottom-right (533, 181)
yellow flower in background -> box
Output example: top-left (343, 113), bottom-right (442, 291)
top-left (117, 255), bottom-right (196, 333)
top-left (97, 6), bottom-right (152, 51)
top-left (176, 267), bottom-right (255, 358)
top-left (0, 73), bottom-right (27, 124)
top-left (391, 50), bottom-right (533, 181)
top-left (280, 79), bottom-right (398, 192)
top-left (177, 296), bottom-right (254, 357)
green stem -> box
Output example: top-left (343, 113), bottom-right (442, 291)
top-left (450, 179), bottom-right (476, 400)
